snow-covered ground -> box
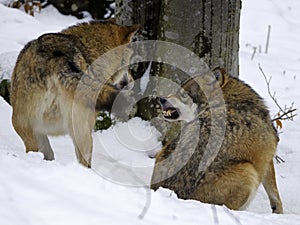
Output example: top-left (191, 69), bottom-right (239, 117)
top-left (1, 1), bottom-right (300, 224)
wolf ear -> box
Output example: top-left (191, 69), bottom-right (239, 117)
top-left (120, 24), bottom-right (140, 42)
top-left (212, 67), bottom-right (228, 88)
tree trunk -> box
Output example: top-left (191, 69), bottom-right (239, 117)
top-left (115, 0), bottom-right (162, 120)
top-left (115, 0), bottom-right (241, 125)
top-left (115, 0), bottom-right (161, 40)
top-left (115, 0), bottom-right (161, 82)
top-left (158, 0), bottom-right (241, 79)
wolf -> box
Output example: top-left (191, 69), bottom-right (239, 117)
top-left (151, 68), bottom-right (283, 213)
top-left (10, 21), bottom-right (139, 168)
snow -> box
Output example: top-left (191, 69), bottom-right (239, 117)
top-left (1, 1), bottom-right (300, 224)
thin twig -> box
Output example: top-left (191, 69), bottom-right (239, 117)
top-left (272, 108), bottom-right (297, 122)
top-left (90, 151), bottom-right (152, 220)
top-left (259, 45), bottom-right (262, 53)
top-left (265, 25), bottom-right (271, 54)
top-left (259, 64), bottom-right (291, 116)
top-left (222, 207), bottom-right (243, 225)
top-left (259, 64), bottom-right (284, 113)
top-left (211, 205), bottom-right (219, 225)
top-left (251, 47), bottom-right (257, 60)
top-left (275, 154), bottom-right (285, 164)
top-left (138, 186), bottom-right (151, 219)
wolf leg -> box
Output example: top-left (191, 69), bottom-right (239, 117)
top-left (263, 160), bottom-right (283, 213)
top-left (71, 127), bottom-right (93, 168)
top-left (12, 113), bottom-right (55, 160)
top-left (12, 113), bottom-right (39, 153)
top-left (194, 162), bottom-right (259, 210)
top-left (69, 105), bottom-right (94, 168)
top-left (36, 134), bottom-right (54, 160)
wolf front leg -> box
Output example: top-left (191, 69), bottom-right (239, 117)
top-left (36, 134), bottom-right (55, 160)
top-left (263, 160), bottom-right (283, 213)
top-left (73, 135), bottom-right (93, 168)
top-left (70, 105), bottom-right (95, 168)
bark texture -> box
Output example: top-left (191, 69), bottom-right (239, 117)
top-left (115, 0), bottom-right (241, 123)
top-left (158, 0), bottom-right (241, 79)
top-left (115, 0), bottom-right (162, 120)
top-left (115, 0), bottom-right (161, 40)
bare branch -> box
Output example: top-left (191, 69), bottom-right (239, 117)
top-left (258, 64), bottom-right (297, 121)
top-left (138, 186), bottom-right (152, 219)
top-left (275, 154), bottom-right (285, 164)
top-left (272, 108), bottom-right (297, 122)
top-left (265, 25), bottom-right (271, 54)
top-left (222, 207), bottom-right (243, 225)
top-left (211, 205), bottom-right (219, 225)
top-left (258, 64), bottom-right (284, 113)
top-left (251, 47), bottom-right (257, 60)
top-left (90, 152), bottom-right (152, 220)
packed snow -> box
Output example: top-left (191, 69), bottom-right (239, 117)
top-left (1, 1), bottom-right (300, 224)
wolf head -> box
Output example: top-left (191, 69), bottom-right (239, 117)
top-left (93, 26), bottom-right (139, 114)
top-left (100, 23), bottom-right (140, 91)
top-left (60, 22), bottom-right (140, 114)
top-left (37, 22), bottom-right (141, 118)
top-left (160, 68), bottom-right (228, 122)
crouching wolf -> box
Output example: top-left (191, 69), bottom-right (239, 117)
top-left (151, 68), bottom-right (283, 213)
top-left (11, 21), bottom-right (139, 167)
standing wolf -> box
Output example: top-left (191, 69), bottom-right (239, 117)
top-left (11, 21), bottom-right (139, 167)
top-left (151, 68), bottom-right (283, 213)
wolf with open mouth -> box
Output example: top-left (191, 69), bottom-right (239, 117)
top-left (151, 68), bottom-right (283, 213)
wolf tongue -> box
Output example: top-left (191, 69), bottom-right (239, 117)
top-left (170, 109), bottom-right (177, 113)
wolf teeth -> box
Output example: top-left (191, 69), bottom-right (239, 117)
top-left (163, 110), bottom-right (172, 116)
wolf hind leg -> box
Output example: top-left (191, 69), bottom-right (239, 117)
top-left (194, 162), bottom-right (259, 210)
top-left (263, 160), bottom-right (283, 213)
top-left (12, 113), bottom-right (55, 160)
top-left (12, 113), bottom-right (39, 153)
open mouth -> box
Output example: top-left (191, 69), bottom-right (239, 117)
top-left (159, 97), bottom-right (180, 120)
top-left (162, 107), bottom-right (180, 120)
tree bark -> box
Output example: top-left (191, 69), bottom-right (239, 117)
top-left (115, 0), bottom-right (161, 81)
top-left (115, 0), bottom-right (162, 120)
top-left (115, 0), bottom-right (241, 124)
top-left (115, 0), bottom-right (161, 40)
top-left (158, 0), bottom-right (241, 79)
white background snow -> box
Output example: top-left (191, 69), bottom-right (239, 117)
top-left (1, 0), bottom-right (300, 224)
